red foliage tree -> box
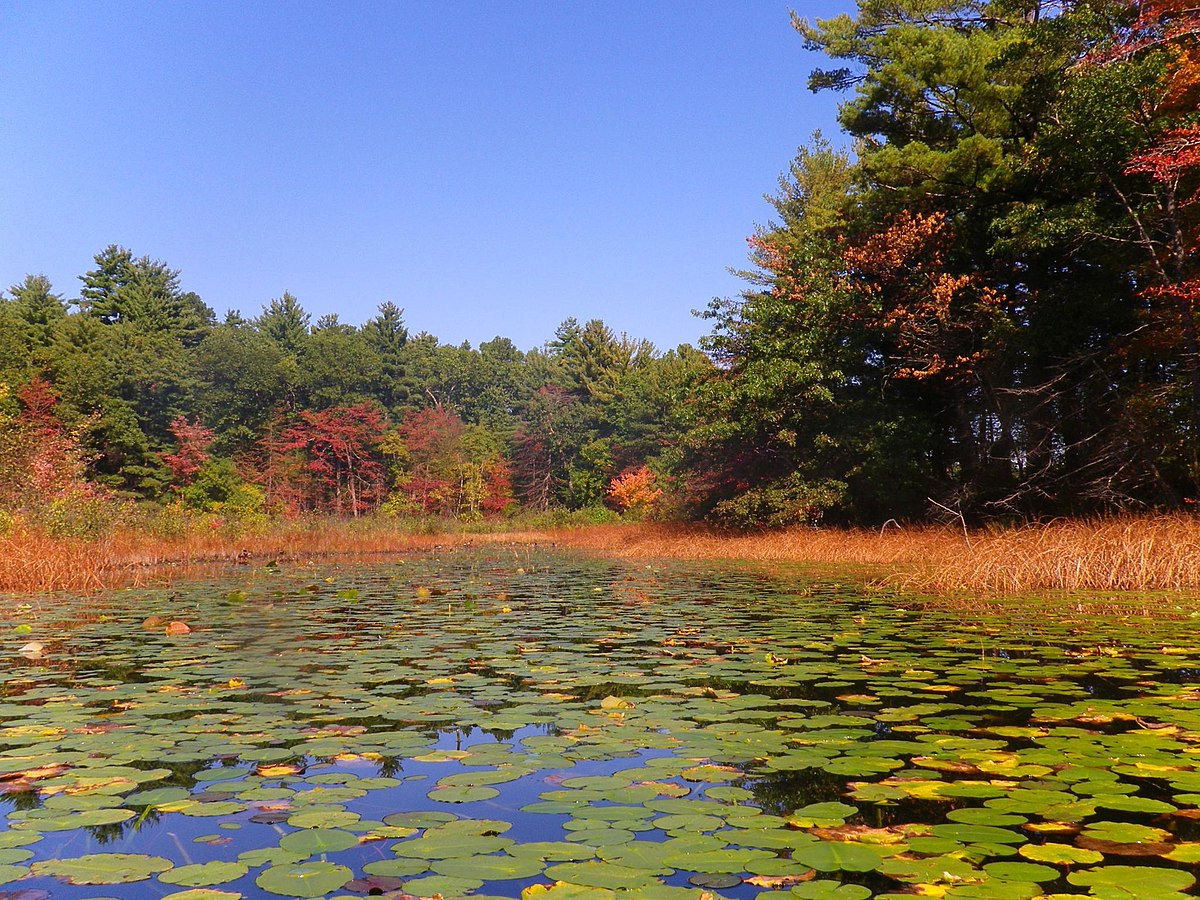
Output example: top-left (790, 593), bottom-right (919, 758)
top-left (0, 377), bottom-right (107, 517)
top-left (161, 415), bottom-right (214, 486)
top-left (1095, 0), bottom-right (1200, 473)
top-left (481, 459), bottom-right (516, 517)
top-left (392, 406), bottom-right (465, 516)
top-left (271, 404), bottom-right (387, 516)
top-left (16, 376), bottom-right (60, 432)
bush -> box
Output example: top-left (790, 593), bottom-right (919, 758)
top-left (42, 491), bottom-right (126, 539)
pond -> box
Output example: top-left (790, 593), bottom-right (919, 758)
top-left (1, 548), bottom-right (1200, 899)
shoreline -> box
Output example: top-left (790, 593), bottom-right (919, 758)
top-left (3, 515), bottom-right (1200, 596)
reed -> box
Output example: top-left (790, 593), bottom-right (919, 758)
top-left (0, 523), bottom-right (476, 594)
top-left (910, 514), bottom-right (1200, 594)
top-left (539, 516), bottom-right (1200, 594)
top-left (2, 514), bottom-right (1199, 596)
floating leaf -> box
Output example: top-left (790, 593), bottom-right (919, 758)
top-left (158, 861), bottom-right (249, 887)
top-left (1018, 843), bottom-right (1103, 865)
top-left (544, 861), bottom-right (662, 889)
top-left (278, 828), bottom-right (359, 856)
top-left (1067, 865), bottom-right (1195, 896)
top-left (32, 854), bottom-right (173, 884)
top-left (255, 861), bottom-right (353, 897)
top-left (432, 854), bottom-right (546, 880)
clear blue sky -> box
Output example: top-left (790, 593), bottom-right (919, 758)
top-left (0, 1), bottom-right (856, 352)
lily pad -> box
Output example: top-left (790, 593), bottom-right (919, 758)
top-left (255, 861), bottom-right (353, 897)
top-left (544, 861), bottom-right (663, 889)
top-left (1067, 864), bottom-right (1195, 896)
top-left (32, 854), bottom-right (174, 884)
top-left (432, 854), bottom-right (547, 880)
top-left (789, 843), bottom-right (887, 873)
top-left (158, 861), bottom-right (250, 887)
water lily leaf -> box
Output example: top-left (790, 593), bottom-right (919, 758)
top-left (402, 874), bottom-right (485, 896)
top-left (1078, 821), bottom-right (1171, 843)
top-left (945, 808), bottom-right (1026, 827)
top-left (382, 810), bottom-right (458, 828)
top-left (788, 841), bottom-right (888, 874)
top-left (432, 854), bottom-right (547, 880)
top-left (278, 828), bottom-right (359, 856)
top-left (362, 858), bottom-right (431, 878)
top-left (876, 854), bottom-right (978, 884)
top-left (1090, 794), bottom-right (1176, 814)
top-left (0, 865), bottom-right (29, 885)
top-left (929, 824), bottom-right (1024, 845)
top-left (1018, 843), bottom-right (1103, 865)
top-left (543, 861), bottom-right (661, 890)
top-left (237, 847), bottom-right (308, 868)
top-left (32, 853), bottom-right (174, 884)
top-left (597, 841), bottom-right (678, 873)
top-left (158, 861), bottom-right (249, 887)
top-left (161, 891), bottom-right (243, 900)
top-left (0, 832), bottom-right (40, 849)
top-left (512, 842), bottom-right (598, 861)
top-left (15, 808), bottom-right (135, 831)
top-left (982, 861), bottom-right (1058, 882)
top-left (1067, 864), bottom-right (1195, 896)
top-left (523, 884), bottom-right (614, 900)
top-left (430, 785), bottom-right (501, 803)
top-left (790, 882), bottom-right (873, 899)
top-left (662, 847), bottom-right (774, 874)
top-left (393, 834), bottom-right (514, 858)
top-left (287, 809), bottom-right (360, 829)
top-left (653, 813), bottom-right (724, 833)
top-left (255, 861), bottom-right (353, 897)
top-left (1165, 842), bottom-right (1200, 863)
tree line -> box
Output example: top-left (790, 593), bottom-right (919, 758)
top-left (1, 0), bottom-right (1196, 533)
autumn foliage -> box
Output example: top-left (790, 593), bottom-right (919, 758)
top-left (607, 466), bottom-right (663, 516)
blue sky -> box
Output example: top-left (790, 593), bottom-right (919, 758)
top-left (0, 1), bottom-right (856, 352)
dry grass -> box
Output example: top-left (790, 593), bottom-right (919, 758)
top-left (3, 514), bottom-right (1200, 596)
top-left (0, 524), bottom-right (478, 594)
top-left (912, 515), bottom-right (1200, 594)
top-left (540, 517), bottom-right (1200, 595)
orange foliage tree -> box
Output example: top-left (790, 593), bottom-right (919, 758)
top-left (607, 465), bottom-right (663, 517)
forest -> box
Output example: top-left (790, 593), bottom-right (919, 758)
top-left (1, 0), bottom-right (1197, 536)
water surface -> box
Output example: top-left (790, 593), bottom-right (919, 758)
top-left (1, 549), bottom-right (1199, 898)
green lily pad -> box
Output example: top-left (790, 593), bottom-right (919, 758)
top-left (278, 828), bottom-right (360, 856)
top-left (393, 834), bottom-right (515, 858)
top-left (0, 865), bottom-right (28, 885)
top-left (790, 842), bottom-right (886, 873)
top-left (158, 861), bottom-right (250, 887)
top-left (982, 861), bottom-right (1058, 882)
top-left (32, 853), bottom-right (174, 884)
top-left (403, 874), bottom-right (486, 896)
top-left (431, 785), bottom-right (502, 803)
top-left (432, 854), bottom-right (547, 880)
top-left (662, 847), bottom-right (774, 874)
top-left (1067, 864), bottom-right (1195, 896)
top-left (544, 861), bottom-right (663, 889)
top-left (255, 861), bottom-right (353, 897)
top-left (1018, 843), bottom-right (1103, 865)
top-left (790, 883), bottom-right (873, 899)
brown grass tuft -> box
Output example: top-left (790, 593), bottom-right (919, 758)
top-left (540, 517), bottom-right (1200, 595)
top-left (3, 514), bottom-right (1199, 596)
